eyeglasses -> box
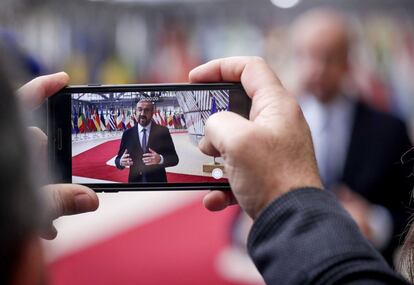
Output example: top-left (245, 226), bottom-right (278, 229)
top-left (137, 107), bottom-right (152, 113)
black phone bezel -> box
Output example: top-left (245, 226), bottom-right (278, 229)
top-left (48, 83), bottom-right (251, 192)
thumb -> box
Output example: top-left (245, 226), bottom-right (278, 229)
top-left (149, 148), bottom-right (156, 154)
top-left (199, 111), bottom-right (252, 157)
top-left (124, 149), bottom-right (128, 155)
top-left (18, 72), bottom-right (70, 110)
top-left (203, 190), bottom-right (237, 212)
top-left (43, 184), bottom-right (99, 220)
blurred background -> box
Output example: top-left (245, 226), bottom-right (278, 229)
top-left (2, 0), bottom-right (414, 129)
top-left (2, 0), bottom-right (414, 284)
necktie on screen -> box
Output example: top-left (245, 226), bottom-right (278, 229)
top-left (141, 128), bottom-right (148, 183)
top-left (142, 128), bottom-right (147, 152)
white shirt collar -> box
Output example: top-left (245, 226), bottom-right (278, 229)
top-left (138, 121), bottom-right (152, 133)
top-left (299, 93), bottom-right (356, 188)
top-left (299, 93), bottom-right (355, 133)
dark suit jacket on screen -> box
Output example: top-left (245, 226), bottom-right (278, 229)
top-left (340, 101), bottom-right (414, 262)
top-left (115, 123), bottom-right (179, 183)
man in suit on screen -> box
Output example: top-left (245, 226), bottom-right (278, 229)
top-left (115, 99), bottom-right (179, 183)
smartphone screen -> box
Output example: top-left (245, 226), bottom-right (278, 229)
top-left (49, 84), bottom-right (250, 191)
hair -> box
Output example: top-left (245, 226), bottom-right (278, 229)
top-left (0, 58), bottom-right (41, 284)
top-left (137, 98), bottom-right (155, 110)
top-left (399, 221), bottom-right (414, 282)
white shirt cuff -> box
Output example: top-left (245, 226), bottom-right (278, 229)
top-left (159, 155), bottom-right (164, 165)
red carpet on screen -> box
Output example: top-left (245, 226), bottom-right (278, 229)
top-left (48, 201), bottom-right (247, 285)
top-left (72, 139), bottom-right (227, 183)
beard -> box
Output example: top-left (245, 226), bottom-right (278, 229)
top-left (139, 115), bottom-right (149, 126)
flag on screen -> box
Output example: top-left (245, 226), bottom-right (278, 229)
top-left (105, 109), bottom-right (111, 130)
top-left (77, 107), bottom-right (87, 133)
top-left (109, 109), bottom-right (116, 131)
top-left (116, 109), bottom-right (123, 130)
top-left (210, 97), bottom-right (217, 115)
top-left (72, 106), bottom-right (79, 134)
top-left (126, 109), bottom-right (135, 128)
top-left (100, 108), bottom-right (106, 131)
top-left (173, 113), bottom-right (181, 129)
top-left (160, 110), bottom-right (167, 126)
top-left (167, 111), bottom-right (173, 127)
top-left (93, 107), bottom-right (101, 132)
top-left (121, 110), bottom-right (127, 130)
top-left (126, 109), bottom-right (131, 128)
top-left (87, 107), bottom-right (96, 132)
top-left (152, 110), bottom-right (160, 125)
top-left (132, 109), bottom-right (138, 125)
top-left (180, 114), bottom-right (186, 128)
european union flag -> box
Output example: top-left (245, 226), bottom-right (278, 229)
top-left (72, 106), bottom-right (79, 134)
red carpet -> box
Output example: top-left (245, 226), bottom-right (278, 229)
top-left (72, 139), bottom-right (227, 183)
top-left (48, 201), bottom-right (248, 285)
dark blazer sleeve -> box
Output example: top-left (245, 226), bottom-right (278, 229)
top-left (159, 127), bottom-right (179, 168)
top-left (115, 131), bottom-right (128, 170)
top-left (247, 188), bottom-right (409, 285)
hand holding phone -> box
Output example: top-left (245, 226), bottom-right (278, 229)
top-left (191, 57), bottom-right (322, 218)
top-left (19, 72), bottom-right (99, 239)
top-left (48, 83), bottom-right (251, 191)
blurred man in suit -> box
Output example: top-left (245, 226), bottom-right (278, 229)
top-left (115, 99), bottom-right (179, 183)
top-left (292, 8), bottom-right (413, 263)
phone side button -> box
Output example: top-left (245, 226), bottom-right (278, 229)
top-left (57, 128), bottom-right (63, 150)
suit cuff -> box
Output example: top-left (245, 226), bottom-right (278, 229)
top-left (116, 160), bottom-right (125, 169)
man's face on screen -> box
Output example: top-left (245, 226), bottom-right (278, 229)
top-left (136, 101), bottom-right (154, 127)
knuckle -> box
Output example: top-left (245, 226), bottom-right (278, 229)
top-left (249, 56), bottom-right (265, 64)
top-left (52, 189), bottom-right (69, 217)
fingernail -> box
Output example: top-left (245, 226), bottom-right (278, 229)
top-left (74, 194), bottom-right (93, 213)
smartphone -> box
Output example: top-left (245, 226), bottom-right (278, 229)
top-left (48, 83), bottom-right (251, 191)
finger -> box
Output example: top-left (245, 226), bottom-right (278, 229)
top-left (200, 111), bottom-right (252, 156)
top-left (199, 137), bottom-right (221, 157)
top-left (124, 154), bottom-right (130, 158)
top-left (149, 148), bottom-right (158, 154)
top-left (189, 57), bottom-right (285, 98)
top-left (18, 72), bottom-right (70, 109)
top-left (40, 224), bottom-right (58, 240)
top-left (43, 184), bottom-right (99, 220)
top-left (203, 190), bottom-right (237, 211)
top-left (26, 126), bottom-right (48, 162)
top-left (142, 153), bottom-right (154, 158)
top-left (122, 159), bottom-right (133, 166)
top-left (27, 126), bottom-right (47, 151)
